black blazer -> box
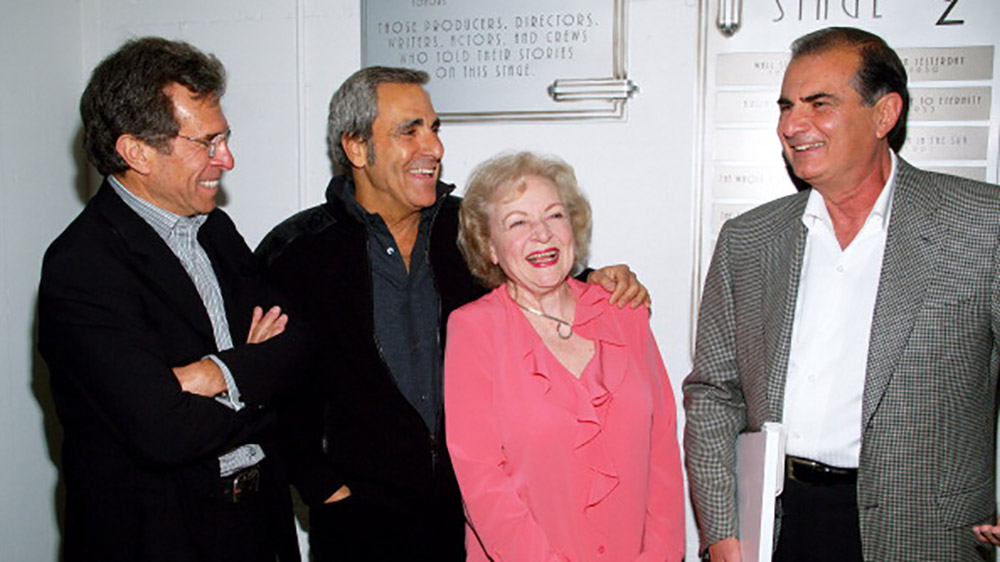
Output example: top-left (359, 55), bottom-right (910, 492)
top-left (38, 181), bottom-right (309, 562)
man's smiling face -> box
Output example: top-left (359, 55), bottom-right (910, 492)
top-left (777, 47), bottom-right (887, 194)
top-left (353, 82), bottom-right (444, 217)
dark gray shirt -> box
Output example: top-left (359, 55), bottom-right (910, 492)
top-left (333, 182), bottom-right (443, 432)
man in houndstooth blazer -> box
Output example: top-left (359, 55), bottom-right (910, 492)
top-left (684, 27), bottom-right (1000, 562)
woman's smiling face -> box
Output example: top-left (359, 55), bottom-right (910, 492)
top-left (488, 174), bottom-right (575, 297)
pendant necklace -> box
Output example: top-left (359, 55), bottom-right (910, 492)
top-left (511, 288), bottom-right (574, 340)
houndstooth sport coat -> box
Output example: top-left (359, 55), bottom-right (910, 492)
top-left (684, 157), bottom-right (1000, 561)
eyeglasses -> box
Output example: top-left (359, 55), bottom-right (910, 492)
top-left (175, 128), bottom-right (231, 158)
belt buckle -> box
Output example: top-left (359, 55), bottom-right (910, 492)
top-left (786, 456), bottom-right (818, 484)
top-left (222, 466), bottom-right (260, 503)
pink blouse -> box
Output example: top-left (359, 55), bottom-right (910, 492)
top-left (444, 280), bottom-right (684, 562)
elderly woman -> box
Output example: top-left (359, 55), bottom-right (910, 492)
top-left (444, 152), bottom-right (684, 562)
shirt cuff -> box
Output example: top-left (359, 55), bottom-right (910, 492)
top-left (219, 444), bottom-right (266, 476)
top-left (205, 354), bottom-right (245, 411)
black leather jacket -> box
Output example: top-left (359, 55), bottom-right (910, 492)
top-left (256, 175), bottom-right (484, 516)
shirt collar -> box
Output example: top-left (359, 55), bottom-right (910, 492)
top-left (801, 150), bottom-right (897, 233)
top-left (108, 175), bottom-right (207, 243)
top-left (331, 175), bottom-right (452, 228)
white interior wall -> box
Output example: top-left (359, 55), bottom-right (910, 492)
top-left (1, 2), bottom-right (85, 561)
top-left (3, 0), bottom-right (702, 559)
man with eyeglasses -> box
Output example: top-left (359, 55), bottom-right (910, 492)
top-left (38, 37), bottom-right (309, 562)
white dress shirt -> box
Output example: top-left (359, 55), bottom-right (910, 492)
top-left (782, 153), bottom-right (897, 468)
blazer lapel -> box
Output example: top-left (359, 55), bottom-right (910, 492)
top-left (199, 212), bottom-right (253, 340)
top-left (92, 181), bottom-right (217, 343)
top-left (759, 197), bottom-right (809, 420)
top-left (862, 159), bottom-right (944, 429)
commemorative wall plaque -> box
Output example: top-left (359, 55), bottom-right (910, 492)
top-left (361, 0), bottom-right (634, 121)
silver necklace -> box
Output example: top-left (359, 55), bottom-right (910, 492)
top-left (514, 301), bottom-right (574, 340)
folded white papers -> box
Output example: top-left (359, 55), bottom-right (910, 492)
top-left (736, 422), bottom-right (786, 562)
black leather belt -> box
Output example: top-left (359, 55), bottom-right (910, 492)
top-left (786, 456), bottom-right (857, 486)
top-left (221, 465), bottom-right (261, 503)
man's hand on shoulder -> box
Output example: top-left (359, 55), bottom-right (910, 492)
top-left (706, 537), bottom-right (741, 562)
top-left (173, 358), bottom-right (227, 398)
top-left (973, 518), bottom-right (1000, 545)
top-left (246, 305), bottom-right (288, 344)
top-left (587, 264), bottom-right (651, 308)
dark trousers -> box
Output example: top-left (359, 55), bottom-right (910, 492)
top-left (189, 458), bottom-right (302, 562)
top-left (773, 477), bottom-right (864, 562)
top-left (65, 457), bottom-right (299, 562)
top-left (309, 494), bottom-right (465, 562)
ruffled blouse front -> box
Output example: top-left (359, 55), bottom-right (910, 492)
top-left (444, 280), bottom-right (684, 562)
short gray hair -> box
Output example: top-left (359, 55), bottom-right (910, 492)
top-left (327, 66), bottom-right (429, 174)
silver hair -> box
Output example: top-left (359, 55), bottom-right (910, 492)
top-left (327, 66), bottom-right (429, 174)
